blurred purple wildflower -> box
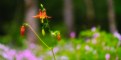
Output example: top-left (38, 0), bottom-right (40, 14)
top-left (113, 31), bottom-right (121, 40)
top-left (60, 56), bottom-right (68, 60)
top-left (65, 43), bottom-right (74, 52)
top-left (91, 27), bottom-right (96, 32)
top-left (70, 32), bottom-right (76, 38)
top-left (2, 50), bottom-right (16, 60)
top-left (16, 49), bottom-right (37, 60)
top-left (85, 45), bottom-right (90, 51)
top-left (53, 47), bottom-right (59, 53)
top-left (105, 53), bottom-right (110, 60)
top-left (0, 44), bottom-right (9, 51)
top-left (29, 43), bottom-right (36, 49)
top-left (93, 33), bottom-right (100, 38)
top-left (37, 56), bottom-right (43, 60)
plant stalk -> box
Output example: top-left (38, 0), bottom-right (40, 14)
top-left (51, 48), bottom-right (56, 60)
top-left (25, 23), bottom-right (56, 60)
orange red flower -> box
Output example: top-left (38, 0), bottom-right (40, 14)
top-left (33, 9), bottom-right (51, 23)
top-left (56, 33), bottom-right (61, 41)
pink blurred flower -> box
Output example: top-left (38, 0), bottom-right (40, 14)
top-left (2, 50), bottom-right (16, 60)
top-left (70, 32), bottom-right (76, 38)
top-left (47, 51), bottom-right (53, 56)
top-left (16, 51), bottom-right (24, 60)
top-left (93, 33), bottom-right (100, 38)
top-left (105, 53), bottom-right (110, 60)
top-left (53, 47), bottom-right (59, 53)
top-left (60, 56), bottom-right (68, 60)
top-left (113, 31), bottom-right (121, 40)
top-left (0, 44), bottom-right (9, 51)
top-left (16, 49), bottom-right (37, 60)
top-left (38, 56), bottom-right (43, 60)
top-left (85, 45), bottom-right (90, 51)
top-left (29, 43), bottom-right (36, 49)
top-left (91, 27), bottom-right (96, 32)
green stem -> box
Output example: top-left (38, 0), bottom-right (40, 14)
top-left (25, 23), bottom-right (56, 60)
top-left (25, 23), bottom-right (50, 49)
top-left (51, 48), bottom-right (56, 60)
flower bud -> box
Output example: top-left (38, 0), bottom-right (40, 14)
top-left (20, 26), bottom-right (25, 36)
top-left (42, 29), bottom-right (45, 36)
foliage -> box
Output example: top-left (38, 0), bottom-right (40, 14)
top-left (0, 27), bottom-right (121, 60)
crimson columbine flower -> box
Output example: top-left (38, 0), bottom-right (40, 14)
top-left (20, 25), bottom-right (25, 36)
top-left (33, 9), bottom-right (51, 23)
